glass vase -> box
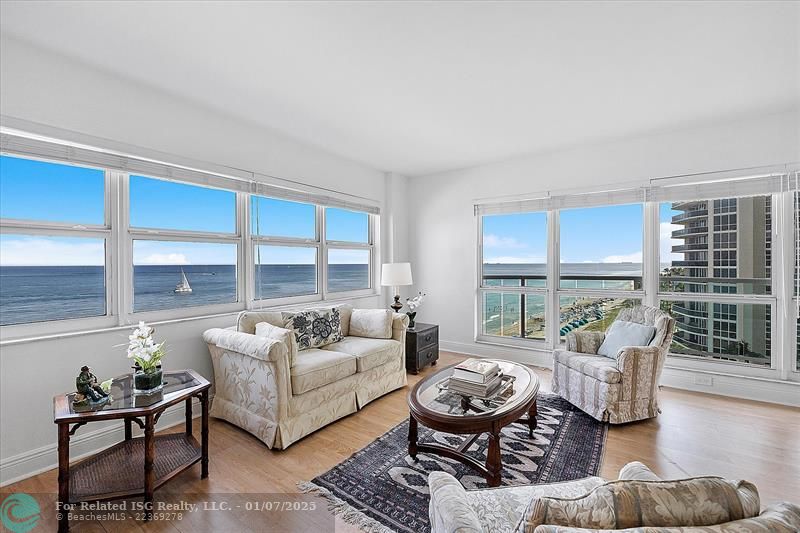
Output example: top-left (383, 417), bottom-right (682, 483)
top-left (133, 366), bottom-right (163, 394)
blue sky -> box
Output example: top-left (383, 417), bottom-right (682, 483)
top-left (0, 155), bottom-right (369, 265)
top-left (483, 203), bottom-right (682, 265)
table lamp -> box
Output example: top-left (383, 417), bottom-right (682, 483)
top-left (381, 262), bottom-right (413, 312)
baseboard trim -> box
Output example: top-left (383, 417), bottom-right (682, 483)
top-left (1, 398), bottom-right (203, 487)
top-left (440, 339), bottom-right (800, 407)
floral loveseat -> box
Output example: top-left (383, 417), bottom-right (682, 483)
top-left (203, 304), bottom-right (408, 449)
top-left (428, 462), bottom-right (800, 533)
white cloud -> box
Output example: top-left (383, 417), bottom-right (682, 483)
top-left (0, 236), bottom-right (104, 266)
top-left (484, 255), bottom-right (546, 264)
top-left (139, 253), bottom-right (190, 265)
top-left (602, 251), bottom-right (643, 263)
top-left (660, 222), bottom-right (683, 263)
top-left (483, 234), bottom-right (527, 249)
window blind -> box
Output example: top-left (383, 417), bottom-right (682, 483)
top-left (1, 133), bottom-right (380, 215)
top-left (475, 165), bottom-right (798, 215)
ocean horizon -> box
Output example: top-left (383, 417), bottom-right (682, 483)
top-left (0, 264), bottom-right (369, 325)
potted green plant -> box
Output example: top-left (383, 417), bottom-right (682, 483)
top-left (127, 321), bottom-right (166, 394)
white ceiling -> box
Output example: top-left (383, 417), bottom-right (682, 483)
top-left (1, 1), bottom-right (798, 176)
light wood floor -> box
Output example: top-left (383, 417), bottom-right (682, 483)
top-left (7, 351), bottom-right (800, 532)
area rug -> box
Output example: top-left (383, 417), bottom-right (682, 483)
top-left (300, 393), bottom-right (607, 533)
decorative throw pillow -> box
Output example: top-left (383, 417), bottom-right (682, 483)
top-left (349, 308), bottom-right (393, 339)
top-left (255, 321), bottom-right (298, 367)
top-left (597, 320), bottom-right (656, 359)
top-left (281, 308), bottom-right (343, 351)
top-left (515, 476), bottom-right (760, 533)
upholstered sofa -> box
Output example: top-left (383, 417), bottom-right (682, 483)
top-left (202, 304), bottom-right (408, 449)
top-left (428, 462), bottom-right (800, 533)
top-left (552, 305), bottom-right (675, 424)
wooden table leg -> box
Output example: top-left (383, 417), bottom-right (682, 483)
top-left (58, 423), bottom-right (70, 533)
top-left (486, 425), bottom-right (502, 487)
top-left (143, 414), bottom-right (155, 521)
top-left (200, 390), bottom-right (209, 479)
top-left (124, 418), bottom-right (132, 441)
top-left (185, 397), bottom-right (193, 437)
top-left (408, 415), bottom-right (418, 460)
top-left (528, 399), bottom-right (538, 437)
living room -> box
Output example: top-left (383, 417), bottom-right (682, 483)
top-left (0, 1), bottom-right (798, 532)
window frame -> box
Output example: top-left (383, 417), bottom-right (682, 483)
top-left (475, 211), bottom-right (550, 349)
top-left (323, 206), bottom-right (375, 298)
top-left (0, 155), bottom-right (117, 338)
top-left (0, 145), bottom-right (380, 341)
top-left (475, 186), bottom-right (799, 383)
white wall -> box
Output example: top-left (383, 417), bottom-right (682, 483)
top-left (408, 109), bottom-right (800, 403)
top-left (0, 37), bottom-right (399, 483)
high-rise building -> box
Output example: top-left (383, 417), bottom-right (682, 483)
top-left (670, 198), bottom-right (770, 364)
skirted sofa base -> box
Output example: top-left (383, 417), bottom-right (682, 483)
top-left (203, 307), bottom-right (408, 449)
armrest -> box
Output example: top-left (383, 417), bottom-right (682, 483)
top-left (203, 328), bottom-right (288, 363)
top-left (618, 461), bottom-right (662, 482)
top-left (391, 312), bottom-right (410, 342)
top-left (565, 331), bottom-right (605, 354)
top-left (427, 472), bottom-right (482, 533)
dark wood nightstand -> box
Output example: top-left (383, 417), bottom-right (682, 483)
top-left (406, 322), bottom-right (439, 374)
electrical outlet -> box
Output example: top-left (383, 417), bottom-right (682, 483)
top-left (694, 375), bottom-right (713, 386)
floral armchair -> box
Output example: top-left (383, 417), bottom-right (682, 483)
top-left (552, 305), bottom-right (675, 424)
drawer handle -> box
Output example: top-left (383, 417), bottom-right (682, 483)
top-left (425, 335), bottom-right (432, 342)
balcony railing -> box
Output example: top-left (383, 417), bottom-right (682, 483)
top-left (671, 226), bottom-right (708, 237)
top-left (671, 209), bottom-right (709, 223)
top-left (481, 274), bottom-right (643, 338)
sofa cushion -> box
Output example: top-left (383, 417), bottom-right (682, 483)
top-left (516, 476), bottom-right (760, 532)
top-left (598, 320), bottom-right (656, 358)
top-left (255, 321), bottom-right (298, 367)
top-left (282, 308), bottom-right (344, 351)
top-left (321, 337), bottom-right (400, 372)
top-left (350, 308), bottom-right (393, 339)
top-left (553, 351), bottom-right (622, 384)
top-left (290, 349), bottom-right (356, 395)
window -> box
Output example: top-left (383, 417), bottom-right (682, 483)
top-left (132, 241), bottom-right (237, 312)
top-left (324, 207), bottom-right (373, 294)
top-left (659, 195), bottom-right (774, 367)
top-left (560, 204), bottom-right (643, 291)
top-left (660, 300), bottom-right (772, 367)
top-left (0, 235), bottom-right (106, 325)
top-left (479, 212), bottom-right (547, 342)
top-left (129, 176), bottom-right (240, 314)
top-left (130, 175), bottom-right (236, 233)
top-left (251, 196), bottom-right (315, 239)
top-left (0, 134), bottom-right (381, 337)
top-left (660, 197), bottom-right (771, 295)
top-left (255, 245), bottom-right (317, 300)
top-left (328, 249), bottom-right (370, 292)
top-left (0, 156), bottom-right (110, 327)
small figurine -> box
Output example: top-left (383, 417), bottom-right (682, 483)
top-left (76, 366), bottom-right (109, 403)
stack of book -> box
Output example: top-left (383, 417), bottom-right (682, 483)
top-left (448, 359), bottom-right (502, 397)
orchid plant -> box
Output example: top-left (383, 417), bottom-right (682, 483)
top-left (126, 321), bottom-right (166, 374)
top-left (406, 291), bottom-right (427, 311)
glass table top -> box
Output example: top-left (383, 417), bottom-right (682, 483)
top-left (414, 360), bottom-right (536, 418)
top-left (66, 370), bottom-right (200, 414)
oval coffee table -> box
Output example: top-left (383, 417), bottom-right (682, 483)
top-left (407, 359), bottom-right (539, 487)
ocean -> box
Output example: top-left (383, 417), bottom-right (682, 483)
top-left (0, 264), bottom-right (369, 326)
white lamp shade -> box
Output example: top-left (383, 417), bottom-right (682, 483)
top-left (381, 262), bottom-right (413, 286)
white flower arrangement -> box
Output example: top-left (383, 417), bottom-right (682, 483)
top-left (406, 291), bottom-right (427, 311)
top-left (126, 321), bottom-right (166, 373)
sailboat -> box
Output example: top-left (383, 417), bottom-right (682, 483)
top-left (174, 268), bottom-right (192, 294)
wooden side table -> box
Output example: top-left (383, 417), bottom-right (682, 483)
top-left (53, 369), bottom-right (210, 533)
top-left (406, 322), bottom-right (439, 374)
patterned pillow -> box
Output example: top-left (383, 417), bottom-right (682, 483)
top-left (281, 308), bottom-right (343, 351)
top-left (516, 477), bottom-right (760, 532)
